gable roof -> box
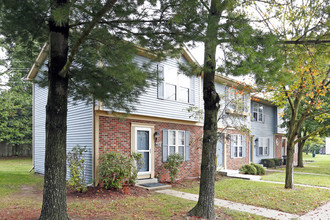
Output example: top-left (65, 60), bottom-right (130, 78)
top-left (27, 43), bottom-right (199, 81)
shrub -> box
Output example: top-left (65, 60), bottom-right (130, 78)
top-left (260, 159), bottom-right (276, 168)
top-left (251, 163), bottom-right (265, 175)
top-left (164, 154), bottom-right (184, 183)
top-left (98, 152), bottom-right (143, 189)
top-left (274, 158), bottom-right (283, 166)
top-left (239, 164), bottom-right (257, 175)
top-left (67, 145), bottom-right (88, 193)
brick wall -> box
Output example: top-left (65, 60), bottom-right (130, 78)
top-left (225, 130), bottom-right (250, 170)
top-left (98, 115), bottom-right (203, 182)
top-left (274, 134), bottom-right (284, 159)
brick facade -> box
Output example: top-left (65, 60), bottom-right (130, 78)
top-left (98, 115), bottom-right (203, 182)
top-left (225, 130), bottom-right (250, 170)
top-left (274, 134), bottom-right (284, 159)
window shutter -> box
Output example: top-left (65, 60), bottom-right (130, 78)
top-left (157, 65), bottom-right (164, 99)
top-left (242, 135), bottom-right (247, 158)
top-left (267, 138), bottom-right (270, 156)
top-left (230, 135), bottom-right (234, 158)
top-left (251, 102), bottom-right (255, 121)
top-left (189, 77), bottom-right (195, 105)
top-left (244, 94), bottom-right (249, 113)
top-left (262, 107), bottom-right (265, 123)
top-left (184, 131), bottom-right (191, 161)
top-left (255, 137), bottom-right (259, 156)
top-left (162, 130), bottom-right (168, 162)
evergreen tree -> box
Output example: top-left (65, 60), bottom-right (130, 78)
top-left (0, 1), bottom-right (184, 218)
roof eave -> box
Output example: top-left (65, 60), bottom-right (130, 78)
top-left (26, 43), bottom-right (49, 80)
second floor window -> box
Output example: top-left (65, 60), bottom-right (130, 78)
top-left (226, 87), bottom-right (248, 113)
top-left (164, 66), bottom-right (191, 103)
top-left (157, 64), bottom-right (195, 105)
top-left (253, 102), bottom-right (264, 122)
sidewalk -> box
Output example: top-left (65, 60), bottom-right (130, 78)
top-left (266, 169), bottom-right (330, 177)
top-left (257, 180), bottom-right (330, 190)
top-left (156, 189), bottom-right (299, 220)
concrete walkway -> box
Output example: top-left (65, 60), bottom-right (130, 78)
top-left (298, 201), bottom-right (330, 220)
top-left (267, 169), bottom-right (330, 177)
top-left (257, 180), bottom-right (330, 190)
top-left (156, 189), bottom-right (300, 219)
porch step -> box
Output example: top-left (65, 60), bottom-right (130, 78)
top-left (136, 178), bottom-right (171, 191)
top-left (218, 169), bottom-right (261, 181)
top-left (136, 178), bottom-right (158, 185)
top-left (228, 173), bottom-right (262, 181)
top-left (218, 169), bottom-right (239, 176)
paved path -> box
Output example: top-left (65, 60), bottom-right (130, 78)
top-left (267, 169), bottom-right (330, 177)
top-left (298, 201), bottom-right (330, 220)
top-left (257, 180), bottom-right (330, 190)
top-left (156, 189), bottom-right (299, 220)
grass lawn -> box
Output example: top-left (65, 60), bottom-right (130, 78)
top-left (176, 177), bottom-right (330, 215)
top-left (275, 154), bottom-right (330, 175)
top-left (0, 158), bottom-right (43, 196)
top-left (0, 158), bottom-right (268, 219)
top-left (262, 172), bottom-right (330, 187)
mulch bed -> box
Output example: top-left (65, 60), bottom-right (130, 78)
top-left (67, 185), bottom-right (149, 200)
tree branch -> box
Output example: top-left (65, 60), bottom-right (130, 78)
top-left (294, 125), bottom-right (330, 144)
top-left (59, 0), bottom-right (118, 78)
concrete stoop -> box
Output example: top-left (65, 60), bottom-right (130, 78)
top-left (136, 178), bottom-right (171, 191)
top-left (218, 169), bottom-right (262, 181)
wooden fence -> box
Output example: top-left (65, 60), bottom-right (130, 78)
top-left (0, 142), bottom-right (32, 157)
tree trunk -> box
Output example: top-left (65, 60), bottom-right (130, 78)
top-left (285, 136), bottom-right (295, 189)
top-left (188, 0), bottom-right (221, 219)
top-left (297, 139), bottom-right (305, 167)
top-left (39, 1), bottom-right (70, 219)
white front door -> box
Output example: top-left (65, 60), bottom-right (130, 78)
top-left (135, 127), bottom-right (151, 175)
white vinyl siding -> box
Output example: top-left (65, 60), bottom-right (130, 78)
top-left (103, 55), bottom-right (201, 122)
top-left (33, 83), bottom-right (94, 184)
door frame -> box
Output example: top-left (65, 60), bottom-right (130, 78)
top-left (131, 122), bottom-right (155, 179)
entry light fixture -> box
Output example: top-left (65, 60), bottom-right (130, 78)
top-left (154, 132), bottom-right (160, 141)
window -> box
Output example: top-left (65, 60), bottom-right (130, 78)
top-left (163, 65), bottom-right (192, 103)
top-left (226, 87), bottom-right (247, 113)
top-left (253, 102), bottom-right (264, 122)
top-left (232, 135), bottom-right (244, 158)
top-left (257, 137), bottom-right (270, 156)
top-left (167, 130), bottom-right (185, 158)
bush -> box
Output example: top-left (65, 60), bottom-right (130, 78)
top-left (274, 158), bottom-right (283, 166)
top-left (98, 152), bottom-right (143, 189)
top-left (260, 159), bottom-right (276, 168)
top-left (67, 145), bottom-right (88, 193)
top-left (164, 154), bottom-right (184, 183)
top-left (251, 163), bottom-right (265, 175)
top-left (239, 164), bottom-right (257, 175)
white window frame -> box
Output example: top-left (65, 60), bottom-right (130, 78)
top-left (232, 134), bottom-right (243, 158)
top-left (258, 137), bottom-right (269, 156)
top-left (253, 102), bottom-right (264, 122)
top-left (164, 66), bottom-right (191, 103)
top-left (167, 130), bottom-right (185, 158)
